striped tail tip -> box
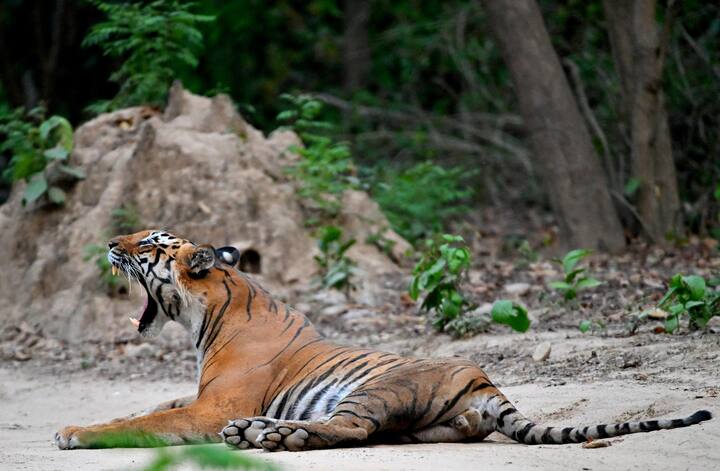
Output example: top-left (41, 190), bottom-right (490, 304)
top-left (687, 410), bottom-right (712, 424)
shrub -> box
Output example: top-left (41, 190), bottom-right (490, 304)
top-left (657, 274), bottom-right (719, 333)
top-left (278, 94), bottom-right (358, 221)
top-left (409, 234), bottom-right (472, 334)
top-left (314, 225), bottom-right (356, 293)
top-left (83, 0), bottom-right (215, 113)
top-left (548, 249), bottom-right (602, 301)
top-left (373, 162), bottom-right (473, 244)
top-left (1, 107), bottom-right (82, 205)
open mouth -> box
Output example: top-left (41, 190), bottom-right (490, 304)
top-left (111, 264), bottom-right (158, 334)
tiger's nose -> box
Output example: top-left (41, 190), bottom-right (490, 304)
top-left (108, 239), bottom-right (120, 249)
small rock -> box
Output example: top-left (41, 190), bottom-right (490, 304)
top-left (320, 304), bottom-right (349, 317)
top-left (504, 282), bottom-right (531, 296)
top-left (646, 308), bottom-right (667, 320)
top-left (614, 354), bottom-right (641, 369)
top-left (13, 347), bottom-right (31, 361)
top-left (532, 342), bottom-right (551, 362)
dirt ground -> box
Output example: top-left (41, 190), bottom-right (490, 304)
top-left (1, 325), bottom-right (719, 471)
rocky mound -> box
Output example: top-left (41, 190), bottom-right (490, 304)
top-left (0, 83), bottom-right (409, 343)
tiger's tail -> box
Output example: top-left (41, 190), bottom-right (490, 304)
top-left (489, 395), bottom-right (711, 445)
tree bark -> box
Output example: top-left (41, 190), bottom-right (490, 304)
top-left (483, 0), bottom-right (625, 251)
top-left (603, 0), bottom-right (682, 241)
top-left (343, 0), bottom-right (371, 92)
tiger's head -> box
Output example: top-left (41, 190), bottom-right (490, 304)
top-left (107, 230), bottom-right (240, 336)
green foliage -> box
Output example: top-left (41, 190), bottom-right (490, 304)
top-left (314, 225), bottom-right (356, 292)
top-left (145, 444), bottom-right (277, 471)
top-left (658, 274), bottom-right (719, 333)
top-left (491, 300), bottom-right (531, 333)
top-left (548, 249), bottom-right (602, 300)
top-left (409, 234), bottom-right (473, 335)
top-left (373, 162), bottom-right (474, 244)
top-left (579, 318), bottom-right (605, 334)
top-left (83, 0), bottom-right (215, 113)
top-left (88, 431), bottom-right (274, 470)
top-left (1, 106), bottom-right (81, 205)
top-left (278, 95), bottom-right (357, 220)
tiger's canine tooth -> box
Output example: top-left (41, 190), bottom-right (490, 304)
top-left (129, 317), bottom-right (140, 327)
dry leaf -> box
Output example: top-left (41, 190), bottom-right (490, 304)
top-left (582, 439), bottom-right (610, 449)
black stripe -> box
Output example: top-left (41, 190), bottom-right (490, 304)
top-left (298, 379), bottom-right (338, 420)
top-left (245, 283), bottom-right (256, 321)
top-left (427, 379), bottom-right (475, 426)
top-left (472, 382), bottom-right (493, 392)
top-left (515, 423), bottom-right (534, 442)
top-left (596, 424), bottom-right (609, 438)
top-left (202, 280), bottom-right (232, 357)
top-left (561, 427), bottom-right (573, 443)
top-left (496, 407), bottom-right (517, 429)
top-left (195, 304), bottom-right (215, 349)
top-left (267, 347), bottom-right (350, 416)
top-left (283, 352), bottom-right (374, 419)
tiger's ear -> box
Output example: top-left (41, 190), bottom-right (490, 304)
top-left (215, 246), bottom-right (240, 267)
top-left (188, 244), bottom-right (216, 277)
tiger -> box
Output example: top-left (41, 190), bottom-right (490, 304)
top-left (54, 229), bottom-right (712, 451)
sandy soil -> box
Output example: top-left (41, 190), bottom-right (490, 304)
top-left (2, 334), bottom-right (718, 471)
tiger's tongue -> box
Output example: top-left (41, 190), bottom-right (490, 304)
top-left (129, 292), bottom-right (149, 328)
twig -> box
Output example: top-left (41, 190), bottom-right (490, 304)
top-left (680, 26), bottom-right (720, 82)
top-left (564, 58), bottom-right (618, 191)
top-left (610, 190), bottom-right (656, 243)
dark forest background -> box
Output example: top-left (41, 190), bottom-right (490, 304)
top-left (1, 0), bottom-right (718, 251)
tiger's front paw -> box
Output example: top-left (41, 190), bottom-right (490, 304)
top-left (54, 426), bottom-right (88, 450)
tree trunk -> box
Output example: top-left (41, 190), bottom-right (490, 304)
top-left (343, 0), bottom-right (371, 92)
top-left (603, 0), bottom-right (682, 241)
top-left (483, 0), bottom-right (625, 252)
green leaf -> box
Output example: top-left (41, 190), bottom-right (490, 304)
top-left (58, 164), bottom-right (86, 179)
top-left (47, 186), bottom-right (66, 204)
top-left (491, 300), bottom-right (531, 333)
top-left (684, 300), bottom-right (705, 310)
top-left (549, 281), bottom-right (572, 291)
top-left (669, 303), bottom-right (686, 315)
top-left (562, 249), bottom-right (590, 274)
top-left (39, 115), bottom-right (73, 150)
top-left (579, 319), bottom-right (592, 333)
top-left (565, 267), bottom-right (585, 283)
top-left (442, 234), bottom-right (464, 243)
top-left (576, 278), bottom-right (602, 290)
top-left (665, 314), bottom-right (679, 333)
top-left (23, 174), bottom-right (48, 204)
top-left (682, 275), bottom-right (706, 301)
top-left (276, 110), bottom-right (298, 122)
top-left (43, 146), bottom-right (69, 160)
top-left (624, 177), bottom-right (641, 197)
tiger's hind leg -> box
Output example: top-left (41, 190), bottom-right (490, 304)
top-left (403, 408), bottom-right (494, 443)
